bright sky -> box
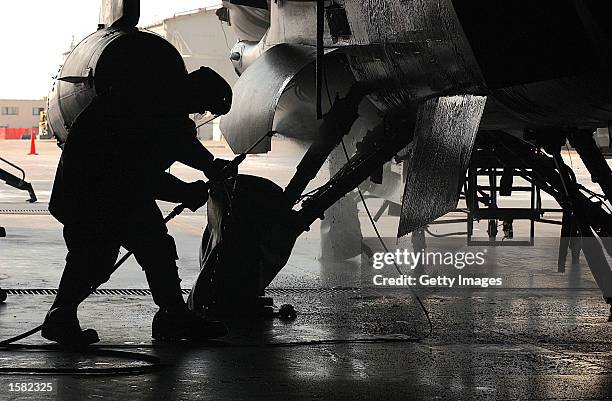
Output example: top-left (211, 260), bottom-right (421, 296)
top-left (0, 0), bottom-right (217, 100)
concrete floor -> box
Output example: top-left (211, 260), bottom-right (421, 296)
top-left (1, 139), bottom-right (611, 400)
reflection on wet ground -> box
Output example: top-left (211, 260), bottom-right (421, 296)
top-left (0, 287), bottom-right (610, 400)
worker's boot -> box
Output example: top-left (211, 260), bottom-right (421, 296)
top-left (41, 307), bottom-right (99, 346)
top-left (152, 308), bottom-right (228, 341)
top-left (145, 266), bottom-right (227, 341)
top-left (41, 258), bottom-right (101, 346)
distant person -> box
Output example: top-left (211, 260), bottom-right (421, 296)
top-left (43, 67), bottom-right (233, 345)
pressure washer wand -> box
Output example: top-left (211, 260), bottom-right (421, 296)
top-left (195, 113), bottom-right (218, 129)
top-left (213, 129), bottom-right (275, 179)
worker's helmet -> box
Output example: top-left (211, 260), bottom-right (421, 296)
top-left (180, 67), bottom-right (233, 116)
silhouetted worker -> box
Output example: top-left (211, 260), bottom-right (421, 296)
top-left (42, 66), bottom-right (233, 345)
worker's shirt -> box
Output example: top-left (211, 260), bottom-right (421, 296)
top-left (49, 100), bottom-right (213, 226)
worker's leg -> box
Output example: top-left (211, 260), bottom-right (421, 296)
top-left (121, 206), bottom-right (227, 340)
top-left (121, 209), bottom-right (186, 313)
top-left (52, 227), bottom-right (120, 308)
top-left (42, 225), bottom-right (120, 345)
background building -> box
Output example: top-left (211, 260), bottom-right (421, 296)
top-left (145, 6), bottom-right (238, 140)
top-left (0, 99), bottom-right (46, 139)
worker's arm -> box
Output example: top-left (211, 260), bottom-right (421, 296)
top-left (171, 118), bottom-right (231, 179)
top-left (174, 134), bottom-right (216, 173)
top-left (153, 172), bottom-right (209, 211)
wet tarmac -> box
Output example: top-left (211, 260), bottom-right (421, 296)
top-left (1, 139), bottom-right (611, 400)
top-left (0, 287), bottom-right (610, 400)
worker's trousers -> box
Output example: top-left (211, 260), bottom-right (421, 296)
top-left (51, 205), bottom-right (186, 313)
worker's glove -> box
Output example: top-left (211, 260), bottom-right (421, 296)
top-left (183, 180), bottom-right (210, 212)
top-left (205, 158), bottom-right (237, 181)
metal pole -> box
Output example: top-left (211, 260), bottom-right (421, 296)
top-left (316, 0), bottom-right (325, 119)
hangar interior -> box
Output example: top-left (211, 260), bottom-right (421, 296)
top-left (0, 0), bottom-right (611, 399)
